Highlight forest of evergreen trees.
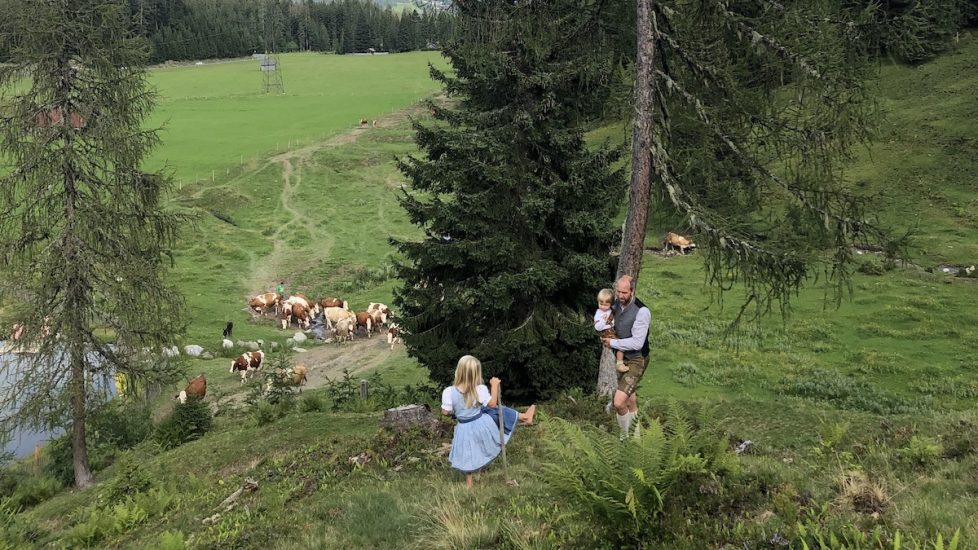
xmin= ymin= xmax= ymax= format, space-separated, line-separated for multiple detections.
xmin=129 ymin=0 xmax=454 ymax=62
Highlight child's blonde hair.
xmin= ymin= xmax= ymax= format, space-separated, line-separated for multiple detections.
xmin=597 ymin=288 xmax=614 ymax=305
xmin=453 ymin=355 xmax=483 ymax=409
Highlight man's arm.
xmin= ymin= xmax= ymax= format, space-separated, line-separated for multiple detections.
xmin=608 ymin=307 xmax=650 ymax=351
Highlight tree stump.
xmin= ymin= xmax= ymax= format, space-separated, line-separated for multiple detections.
xmin=381 ymin=404 xmax=436 ymax=431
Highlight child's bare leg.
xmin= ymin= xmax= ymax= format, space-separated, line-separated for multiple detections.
xmin=517 ymin=404 xmax=536 ymax=425
xmin=465 ymin=473 xmax=474 ymax=489
xmin=616 ymin=351 xmax=629 ymax=373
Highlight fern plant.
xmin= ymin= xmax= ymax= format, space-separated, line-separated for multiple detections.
xmin=538 ymin=402 xmax=735 ymax=545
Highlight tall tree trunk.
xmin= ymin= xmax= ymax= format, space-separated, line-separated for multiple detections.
xmin=598 ymin=0 xmax=656 ymax=397
xmin=70 ymin=346 xmax=93 ymax=488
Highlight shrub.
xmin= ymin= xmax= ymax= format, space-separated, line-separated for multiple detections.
xmin=158 ymin=530 xmax=187 ymax=550
xmin=900 ymin=436 xmax=942 ymax=467
xmin=538 ymin=402 xmax=736 ymax=545
xmin=323 ymin=369 xmax=440 ymax=413
xmin=9 ymin=474 xmax=62 ymax=509
xmin=99 ymin=452 xmax=155 ymax=504
xmin=0 ymin=497 xmax=45 ymax=547
xmin=856 ymin=258 xmax=886 ymax=276
xmin=154 ymin=396 xmax=212 ymax=449
xmin=44 ymin=400 xmax=154 ymax=485
xmin=298 ymin=393 xmax=325 ymax=413
xmin=253 ymin=401 xmax=280 ymax=427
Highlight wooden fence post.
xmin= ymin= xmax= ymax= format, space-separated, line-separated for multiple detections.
xmin=359 ymin=379 xmax=369 ymax=400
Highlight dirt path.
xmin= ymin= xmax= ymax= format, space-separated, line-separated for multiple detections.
xmin=293 ymin=335 xmax=398 ymax=390
xmin=241 ymin=105 xmax=423 ymax=295
xmin=216 ymin=331 xmax=401 ymax=406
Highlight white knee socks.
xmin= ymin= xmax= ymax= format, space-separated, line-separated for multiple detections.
xmin=617 ymin=410 xmax=640 ymax=438
xmin=617 ymin=412 xmax=632 ymax=435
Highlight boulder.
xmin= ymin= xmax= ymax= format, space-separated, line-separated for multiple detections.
xmin=201 ymin=352 xmax=214 ymax=360
xmin=222 ymin=339 xmax=234 ymax=349
xmin=293 ymin=332 xmax=307 ymax=343
xmin=293 ymin=347 xmax=307 ymax=353
xmin=184 ymin=345 xmax=204 ymax=357
xmin=244 ymin=341 xmax=260 ymax=351
xmin=162 ymin=346 xmax=180 ymax=358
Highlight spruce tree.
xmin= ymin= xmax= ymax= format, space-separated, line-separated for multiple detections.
xmin=394 ymin=0 xmax=624 ymax=401
xmin=0 ymin=0 xmax=187 ymax=487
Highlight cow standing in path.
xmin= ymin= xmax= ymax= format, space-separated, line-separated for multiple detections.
xmin=230 ymin=350 xmax=265 ymax=383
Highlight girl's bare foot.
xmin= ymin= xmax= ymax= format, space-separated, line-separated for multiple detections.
xmin=518 ymin=404 xmax=537 ymax=425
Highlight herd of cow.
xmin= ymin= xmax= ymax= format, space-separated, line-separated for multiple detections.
xmin=228 ymin=292 xmax=404 ymax=383
xmin=247 ymin=292 xmax=398 ymax=342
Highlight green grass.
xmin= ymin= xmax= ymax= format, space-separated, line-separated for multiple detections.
xmin=147 ymin=51 xmax=446 ymax=182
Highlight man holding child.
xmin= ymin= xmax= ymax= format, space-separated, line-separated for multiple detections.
xmin=600 ymin=275 xmax=651 ymax=438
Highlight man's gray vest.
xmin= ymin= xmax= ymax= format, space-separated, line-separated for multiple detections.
xmin=612 ymin=297 xmax=650 ymax=359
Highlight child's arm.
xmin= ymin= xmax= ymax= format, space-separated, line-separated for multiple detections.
xmin=593 ymin=309 xmax=612 ymax=331
xmin=440 ymin=387 xmax=455 ymax=417
xmin=486 ymin=377 xmax=501 ymax=408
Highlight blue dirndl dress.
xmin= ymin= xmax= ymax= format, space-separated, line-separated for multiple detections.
xmin=447 ymin=387 xmax=515 ymax=473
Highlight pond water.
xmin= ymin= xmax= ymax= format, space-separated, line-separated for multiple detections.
xmin=1 ymin=342 xmax=115 ymax=459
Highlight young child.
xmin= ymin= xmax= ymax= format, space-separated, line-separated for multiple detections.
xmin=594 ymin=288 xmax=629 ymax=373
xmin=441 ymin=355 xmax=536 ymax=488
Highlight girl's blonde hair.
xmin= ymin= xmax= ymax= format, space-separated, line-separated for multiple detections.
xmin=453 ymin=355 xmax=483 ymax=409
xmin=597 ymin=288 xmax=614 ymax=304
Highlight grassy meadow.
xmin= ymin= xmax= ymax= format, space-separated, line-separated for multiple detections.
xmin=4 ymin=34 xmax=978 ymax=549
xmin=147 ymin=51 xmax=446 ymax=182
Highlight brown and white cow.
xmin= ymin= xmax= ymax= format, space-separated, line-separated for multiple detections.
xmin=367 ymin=303 xmax=391 ymax=327
xmin=282 ymin=302 xmax=310 ymax=330
xmin=230 ymin=350 xmax=264 ymax=383
xmin=354 ymin=311 xmax=373 ymax=338
xmin=359 ymin=117 xmax=369 ymax=127
xmin=248 ymin=292 xmax=280 ymax=316
xmin=318 ymin=297 xmax=348 ymax=311
xmin=663 ymin=232 xmax=697 ymax=254
xmin=176 ymin=374 xmax=207 ymax=403
xmin=387 ymin=323 xmax=403 ymax=351
xmin=285 ymin=294 xmax=314 ymax=311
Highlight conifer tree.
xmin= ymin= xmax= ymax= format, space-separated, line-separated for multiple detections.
xmin=0 ymin=0 xmax=187 ymax=487
xmin=394 ymin=0 xmax=625 ymax=400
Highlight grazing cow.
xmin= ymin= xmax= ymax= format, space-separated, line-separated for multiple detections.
xmin=367 ymin=303 xmax=391 ymax=326
xmin=248 ymin=292 xmax=280 ymax=316
xmin=282 ymin=302 xmax=311 ymax=330
xmin=359 ymin=117 xmax=368 ymax=127
xmin=355 ymin=311 xmax=373 ymax=338
xmin=323 ymin=306 xmax=355 ymax=327
xmin=332 ymin=317 xmax=355 ymax=342
xmin=223 ymin=321 xmax=234 ymax=338
xmin=288 ymin=365 xmax=308 ymax=389
xmin=230 ymin=350 xmax=264 ymax=383
xmin=318 ymin=297 xmax=347 ymax=311
xmin=293 ymin=303 xmax=312 ymax=330
xmin=286 ymin=293 xmax=315 ymax=315
xmin=176 ymin=374 xmax=207 ymax=404
xmin=663 ymin=232 xmax=697 ymax=254
xmin=387 ymin=324 xmax=403 ymax=351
